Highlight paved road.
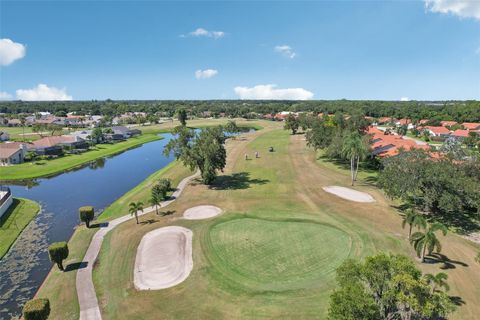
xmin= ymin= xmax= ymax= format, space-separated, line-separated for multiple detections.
xmin=77 ymin=171 xmax=199 ymax=320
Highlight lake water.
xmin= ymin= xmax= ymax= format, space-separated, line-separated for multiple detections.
xmin=0 ymin=133 xmax=177 ymax=318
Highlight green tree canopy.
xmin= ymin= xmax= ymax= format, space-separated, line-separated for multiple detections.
xmin=328 ymin=253 xmax=456 ymax=320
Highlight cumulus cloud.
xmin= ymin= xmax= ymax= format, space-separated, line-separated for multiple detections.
xmin=400 ymin=97 xmax=410 ymax=101
xmin=195 ymin=69 xmax=218 ymax=79
xmin=16 ymin=84 xmax=73 ymax=101
xmin=234 ymin=84 xmax=314 ymax=100
xmin=183 ymin=28 xmax=225 ymax=39
xmin=274 ymin=45 xmax=296 ymax=59
xmin=424 ymin=0 xmax=480 ymax=20
xmin=0 ymin=91 xmax=12 ymax=100
xmin=0 ymin=39 xmax=26 ymax=66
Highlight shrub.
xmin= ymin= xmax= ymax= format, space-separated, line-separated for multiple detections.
xmin=23 ymin=298 xmax=50 ymax=320
xmin=48 ymin=241 xmax=69 ymax=271
xmin=79 ymin=206 xmax=95 ymax=228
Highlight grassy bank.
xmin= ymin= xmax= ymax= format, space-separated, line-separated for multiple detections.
xmin=98 ymin=161 xmax=193 ymax=221
xmin=0 ymin=198 xmax=40 ymax=258
xmin=0 ymin=134 xmax=161 ymax=181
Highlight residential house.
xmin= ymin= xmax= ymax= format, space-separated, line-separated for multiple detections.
xmin=377 ymin=117 xmax=396 ymax=125
xmin=440 ymin=121 xmax=457 ymax=127
xmin=421 ymin=126 xmax=451 ymax=138
xmin=450 ymin=129 xmax=470 ymax=141
xmin=7 ymin=119 xmax=21 ymax=127
xmin=0 ymin=142 xmax=29 ymax=165
xmin=462 ymin=123 xmax=480 ymax=131
xmin=0 ymin=131 xmax=10 ymax=141
xmin=395 ymin=118 xmax=414 ymax=129
xmin=31 ymin=135 xmax=88 ymax=155
xmin=112 ymin=126 xmax=141 ymax=138
xmin=367 ymin=126 xmax=429 ymax=158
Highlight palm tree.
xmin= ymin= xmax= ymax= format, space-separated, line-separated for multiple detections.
xmin=341 ymin=131 xmax=370 ymax=186
xmin=410 ymin=222 xmax=448 ymax=263
xmin=424 ymin=272 xmax=450 ymax=294
xmin=129 ymin=201 xmax=144 ymax=224
xmin=401 ymin=209 xmax=427 ymax=240
xmin=150 ymin=194 xmax=161 ymax=215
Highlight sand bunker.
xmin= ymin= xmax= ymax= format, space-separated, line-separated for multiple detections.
xmin=134 ymin=226 xmax=193 ymax=290
xmin=323 ymin=186 xmax=375 ymax=203
xmin=183 ymin=205 xmax=222 ymax=220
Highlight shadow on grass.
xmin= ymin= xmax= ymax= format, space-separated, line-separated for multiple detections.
xmin=89 ymin=222 xmax=109 ymax=228
xmin=65 ymin=261 xmax=88 ymax=272
xmin=140 ymin=219 xmax=157 ymax=225
xmin=317 ymin=155 xmax=379 ymax=186
xmin=430 ymin=212 xmax=480 ymax=235
xmin=209 ymin=172 xmax=269 ymax=190
xmin=161 ymin=210 xmax=175 ymax=217
xmin=424 ymin=253 xmax=468 ymax=270
xmin=450 ymin=296 xmax=465 ymax=307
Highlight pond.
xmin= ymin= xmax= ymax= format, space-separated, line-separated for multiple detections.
xmin=0 ymin=133 xmax=177 ymax=318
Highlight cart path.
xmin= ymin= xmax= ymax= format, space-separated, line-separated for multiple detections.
xmin=76 ymin=171 xmax=200 ymax=320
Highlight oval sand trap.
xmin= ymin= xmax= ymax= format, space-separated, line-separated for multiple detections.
xmin=183 ymin=205 xmax=222 ymax=220
xmin=323 ymin=186 xmax=375 ymax=203
xmin=134 ymin=226 xmax=193 ymax=290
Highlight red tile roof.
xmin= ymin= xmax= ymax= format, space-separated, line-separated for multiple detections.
xmin=422 ymin=126 xmax=451 ymax=135
xmin=451 ymin=129 xmax=470 ymax=138
xmin=462 ymin=123 xmax=480 ymax=130
xmin=440 ymin=121 xmax=457 ymax=127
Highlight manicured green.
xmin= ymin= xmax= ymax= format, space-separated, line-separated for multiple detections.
xmin=207 ymin=217 xmax=352 ymax=292
xmin=0 ymin=134 xmax=161 ymax=181
xmin=0 ymin=197 xmax=40 ymax=258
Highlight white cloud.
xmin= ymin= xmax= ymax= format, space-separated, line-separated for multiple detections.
xmin=274 ymin=45 xmax=296 ymax=59
xmin=184 ymin=28 xmax=225 ymax=39
xmin=0 ymin=91 xmax=12 ymax=100
xmin=424 ymin=0 xmax=480 ymax=20
xmin=195 ymin=69 xmax=218 ymax=79
xmin=16 ymin=84 xmax=73 ymax=101
xmin=0 ymin=39 xmax=26 ymax=66
xmin=400 ymin=97 xmax=410 ymax=101
xmin=234 ymin=84 xmax=314 ymax=100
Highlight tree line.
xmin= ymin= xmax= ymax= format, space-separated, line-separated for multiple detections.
xmin=1 ymin=99 xmax=479 ymax=122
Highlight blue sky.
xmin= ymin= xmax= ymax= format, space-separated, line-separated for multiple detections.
xmin=0 ymin=1 xmax=479 ymax=101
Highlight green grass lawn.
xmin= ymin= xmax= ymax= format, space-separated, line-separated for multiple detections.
xmin=0 ymin=198 xmax=40 ymax=258
xmin=0 ymin=134 xmax=161 ymax=181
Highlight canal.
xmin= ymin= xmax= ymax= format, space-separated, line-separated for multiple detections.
xmin=0 ymin=133 xmax=177 ymax=318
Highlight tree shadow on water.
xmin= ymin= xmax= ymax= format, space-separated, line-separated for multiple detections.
xmin=209 ymin=172 xmax=269 ymax=190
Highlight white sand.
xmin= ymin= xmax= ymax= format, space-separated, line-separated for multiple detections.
xmin=134 ymin=226 xmax=193 ymax=290
xmin=323 ymin=186 xmax=375 ymax=203
xmin=183 ymin=205 xmax=222 ymax=220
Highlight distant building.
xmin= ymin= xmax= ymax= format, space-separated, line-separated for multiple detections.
xmin=421 ymin=126 xmax=451 ymax=138
xmin=462 ymin=123 xmax=480 ymax=131
xmin=440 ymin=121 xmax=457 ymax=127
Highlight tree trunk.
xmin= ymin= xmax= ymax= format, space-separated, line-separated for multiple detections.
xmin=421 ymin=245 xmax=426 ymax=262
xmin=155 ymin=205 xmax=158 ymax=215
xmin=135 ymin=213 xmax=139 ymax=224
xmin=57 ymin=261 xmax=64 ymax=271
xmin=350 ymin=156 xmax=355 ymax=186
xmin=408 ymin=224 xmax=412 ymax=240
xmin=354 ymin=155 xmax=360 ymax=181
xmin=86 ymin=220 xmax=90 ymax=228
